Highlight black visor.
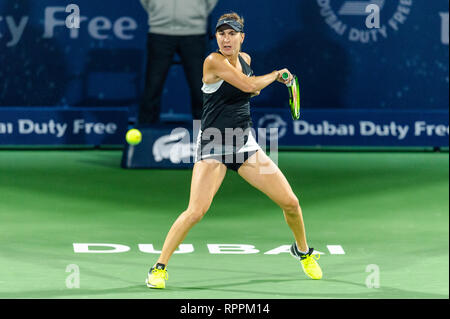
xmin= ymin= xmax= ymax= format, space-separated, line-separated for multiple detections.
xmin=215 ymin=19 xmax=244 ymax=32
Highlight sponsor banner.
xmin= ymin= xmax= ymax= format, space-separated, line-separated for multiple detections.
xmin=122 ymin=108 xmax=449 ymax=169
xmin=121 ymin=123 xmax=197 ymax=169
xmin=317 ymin=0 xmax=448 ymax=45
xmin=0 ymin=107 xmax=128 ymax=145
xmin=0 ymin=0 xmax=447 ymax=113
xmin=253 ymin=108 xmax=449 ymax=147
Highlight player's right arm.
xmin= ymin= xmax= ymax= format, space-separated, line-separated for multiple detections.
xmin=203 ymin=53 xmax=290 ymax=93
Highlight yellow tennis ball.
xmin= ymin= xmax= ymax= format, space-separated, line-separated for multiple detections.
xmin=126 ymin=129 xmax=142 ymax=145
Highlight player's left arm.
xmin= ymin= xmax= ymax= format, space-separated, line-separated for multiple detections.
xmin=240 ymin=52 xmax=260 ymax=97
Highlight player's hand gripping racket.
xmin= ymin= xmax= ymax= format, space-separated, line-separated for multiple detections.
xmin=282 ymin=72 xmax=300 ymax=120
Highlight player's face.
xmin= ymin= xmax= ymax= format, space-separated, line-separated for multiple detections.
xmin=216 ymin=27 xmax=244 ymax=55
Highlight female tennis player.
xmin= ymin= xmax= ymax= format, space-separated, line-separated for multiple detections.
xmin=146 ymin=12 xmax=322 ymax=289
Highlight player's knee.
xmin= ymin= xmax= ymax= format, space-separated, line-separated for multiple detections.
xmin=185 ymin=205 xmax=209 ymax=224
xmin=280 ymin=195 xmax=300 ymax=213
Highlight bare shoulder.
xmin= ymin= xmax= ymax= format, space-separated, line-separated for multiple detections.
xmin=204 ymin=52 xmax=227 ymax=67
xmin=240 ymin=52 xmax=252 ymax=66
xmin=203 ymin=52 xmax=227 ymax=83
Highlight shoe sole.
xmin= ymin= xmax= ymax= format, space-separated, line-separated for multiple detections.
xmin=145 ymin=278 xmax=165 ymax=289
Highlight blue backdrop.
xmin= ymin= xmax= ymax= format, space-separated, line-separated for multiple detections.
xmin=0 ymin=0 xmax=448 ymax=114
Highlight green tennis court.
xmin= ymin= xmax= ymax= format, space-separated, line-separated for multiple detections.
xmin=0 ymin=150 xmax=448 ymax=299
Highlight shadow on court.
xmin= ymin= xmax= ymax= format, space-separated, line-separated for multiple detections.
xmin=0 ymin=279 xmax=446 ymax=299
xmin=76 ymin=151 xmax=124 ymax=168
xmin=0 ymin=285 xmax=143 ymax=299
xmin=171 ymin=278 xmax=448 ymax=299
xmin=0 ymin=151 xmax=447 ymax=299
xmin=1 ymin=151 xmax=447 ymax=215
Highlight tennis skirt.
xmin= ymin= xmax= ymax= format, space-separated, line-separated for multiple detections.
xmin=194 ymin=128 xmax=261 ymax=171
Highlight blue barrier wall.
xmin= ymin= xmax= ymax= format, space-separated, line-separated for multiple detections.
xmin=0 ymin=107 xmax=128 ymax=145
xmin=0 ymin=0 xmax=448 ymax=147
xmin=0 ymin=0 xmax=147 ymax=108
xmin=121 ymin=108 xmax=449 ymax=169
xmin=0 ymin=0 xmax=448 ymax=112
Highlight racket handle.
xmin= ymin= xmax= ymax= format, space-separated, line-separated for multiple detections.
xmin=282 ymin=72 xmax=295 ymax=87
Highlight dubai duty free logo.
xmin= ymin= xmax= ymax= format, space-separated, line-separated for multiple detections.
xmin=316 ymin=0 xmax=413 ymax=43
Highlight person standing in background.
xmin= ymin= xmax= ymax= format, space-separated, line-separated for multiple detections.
xmin=139 ymin=0 xmax=219 ymax=124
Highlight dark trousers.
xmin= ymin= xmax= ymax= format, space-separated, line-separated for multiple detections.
xmin=139 ymin=33 xmax=206 ymax=124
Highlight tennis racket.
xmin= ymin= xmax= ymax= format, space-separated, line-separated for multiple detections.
xmin=282 ymin=72 xmax=300 ymax=120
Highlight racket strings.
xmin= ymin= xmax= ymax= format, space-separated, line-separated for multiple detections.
xmin=289 ymin=76 xmax=300 ymax=120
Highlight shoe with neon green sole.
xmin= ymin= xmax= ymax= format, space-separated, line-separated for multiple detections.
xmin=290 ymin=244 xmax=323 ymax=280
xmin=145 ymin=264 xmax=168 ymax=289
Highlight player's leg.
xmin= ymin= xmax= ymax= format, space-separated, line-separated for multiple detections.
xmin=237 ymin=150 xmax=308 ymax=251
xmin=146 ymin=159 xmax=227 ymax=288
xmin=237 ymin=150 xmax=322 ymax=279
xmin=156 ymin=159 xmax=227 ymax=265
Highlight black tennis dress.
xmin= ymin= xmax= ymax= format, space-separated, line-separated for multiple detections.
xmin=194 ymin=51 xmax=261 ymax=171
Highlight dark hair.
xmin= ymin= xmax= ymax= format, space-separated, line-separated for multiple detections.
xmin=217 ymin=12 xmax=245 ymax=29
